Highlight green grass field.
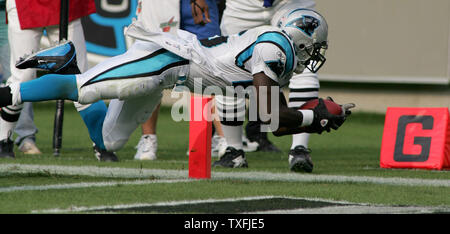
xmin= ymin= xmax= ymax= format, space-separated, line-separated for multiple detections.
xmin=0 ymin=102 xmax=449 ymax=214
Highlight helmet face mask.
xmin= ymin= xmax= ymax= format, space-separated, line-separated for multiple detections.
xmin=301 ymin=41 xmax=328 ymax=73
xmin=278 ymin=9 xmax=328 ymax=73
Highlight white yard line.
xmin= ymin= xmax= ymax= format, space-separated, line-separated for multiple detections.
xmin=1 ymin=163 xmax=445 ymax=214
xmin=250 ymin=205 xmax=448 ymax=214
xmin=33 ymin=196 xmax=450 ymax=214
xmin=1 ymin=163 xmax=449 ymax=188
xmin=0 ymin=179 xmax=192 ymax=193
xmin=34 ymin=196 xmax=285 ymax=213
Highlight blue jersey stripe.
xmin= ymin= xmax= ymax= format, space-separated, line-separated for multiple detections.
xmin=257 ymin=32 xmax=295 ymax=75
xmin=235 ymin=31 xmax=295 ymax=76
xmin=82 ymin=49 xmax=188 ymax=87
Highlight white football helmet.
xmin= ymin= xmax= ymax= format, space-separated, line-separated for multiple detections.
xmin=278 ymin=8 xmax=328 ymax=73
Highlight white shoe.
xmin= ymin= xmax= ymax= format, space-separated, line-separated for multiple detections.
xmin=18 ymin=139 xmax=42 ymax=155
xmin=211 ymin=135 xmax=227 ymax=157
xmin=242 ymin=135 xmax=258 ymax=152
xmin=134 ymin=134 xmax=157 ymax=160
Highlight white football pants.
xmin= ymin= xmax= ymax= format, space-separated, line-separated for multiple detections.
xmin=76 ymin=41 xmax=189 ymax=151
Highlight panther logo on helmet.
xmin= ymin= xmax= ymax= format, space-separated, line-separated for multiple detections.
xmin=285 ymin=15 xmax=320 ymax=37
xmin=278 ymin=9 xmax=328 ymax=73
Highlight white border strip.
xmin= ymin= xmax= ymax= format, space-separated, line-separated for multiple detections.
xmin=0 ymin=179 xmax=192 ymax=193
xmin=32 ymin=196 xmax=355 ymax=214
xmin=1 ymin=163 xmax=449 ymax=187
xmin=33 ymin=195 xmax=450 ymax=214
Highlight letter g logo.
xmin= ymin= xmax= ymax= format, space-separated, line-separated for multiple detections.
xmin=393 ymin=115 xmax=434 ymax=162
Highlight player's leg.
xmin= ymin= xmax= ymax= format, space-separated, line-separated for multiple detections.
xmin=0 ymin=40 xmax=187 ymax=156
xmin=244 ymin=113 xmax=281 ymax=152
xmin=219 ymin=1 xmax=281 ymax=154
xmin=0 ymin=40 xmax=183 ymax=106
xmin=75 ymin=41 xmax=187 ymax=156
xmin=0 ymin=40 xmax=188 ymax=162
xmin=9 ymin=44 xmax=176 ymax=159
xmin=46 ymin=20 xmax=115 ymax=161
xmin=74 ymin=100 xmax=115 ymax=161
xmin=15 ymin=36 xmax=115 ymax=160
xmin=0 ymin=1 xmax=42 ymax=158
xmin=287 ymin=71 xmax=319 ymax=173
xmin=102 ymin=90 xmax=163 ymax=153
xmin=14 ymin=103 xmax=41 ymax=154
xmin=211 ymin=100 xmax=227 ymax=157
xmin=134 ymin=103 xmax=160 ymax=160
xmin=212 ymin=94 xmax=248 ymax=168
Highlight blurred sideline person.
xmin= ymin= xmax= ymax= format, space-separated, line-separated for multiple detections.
xmin=0 ymin=9 xmax=352 ymax=169
xmin=214 ymin=0 xmax=321 ymax=172
xmin=134 ymin=0 xmax=226 ymax=161
xmin=130 ymin=0 xmax=180 ymax=160
xmin=0 ymin=0 xmax=115 ymax=161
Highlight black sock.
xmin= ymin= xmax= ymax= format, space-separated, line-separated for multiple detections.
xmin=0 ymin=87 xmax=13 ymax=107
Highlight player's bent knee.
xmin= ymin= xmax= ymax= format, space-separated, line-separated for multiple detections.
xmin=77 ymin=81 xmax=105 ymax=105
xmin=78 ymin=87 xmax=101 ymax=105
xmin=103 ymin=139 xmax=127 ymax=152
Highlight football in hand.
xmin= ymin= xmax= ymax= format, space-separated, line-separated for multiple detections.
xmin=299 ymin=98 xmax=343 ymax=115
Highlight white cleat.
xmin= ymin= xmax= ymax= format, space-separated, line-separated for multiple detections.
xmin=242 ymin=135 xmax=258 ymax=152
xmin=211 ymin=135 xmax=227 ymax=157
xmin=134 ymin=134 xmax=157 ymax=160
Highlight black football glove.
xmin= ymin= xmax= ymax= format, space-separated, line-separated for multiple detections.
xmin=326 ymin=96 xmax=356 ymax=129
xmin=337 ymin=102 xmax=356 ymax=126
xmin=305 ymin=98 xmax=355 ymax=134
xmin=327 ymin=96 xmax=355 ymax=116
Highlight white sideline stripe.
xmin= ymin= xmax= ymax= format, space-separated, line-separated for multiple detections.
xmin=0 ymin=179 xmax=192 ymax=193
xmin=33 ymin=196 xmax=450 ymax=214
xmin=1 ymin=163 xmax=449 ymax=187
xmin=250 ymin=205 xmax=448 ymax=214
xmin=32 ymin=196 xmax=354 ymax=213
xmin=0 ymin=163 xmax=187 ymax=179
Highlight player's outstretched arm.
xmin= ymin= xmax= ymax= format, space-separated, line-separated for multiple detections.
xmin=252 ymin=72 xmax=347 ymax=136
xmin=253 ymin=72 xmax=304 ymax=127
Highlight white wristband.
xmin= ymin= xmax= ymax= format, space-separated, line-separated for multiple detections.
xmin=298 ymin=110 xmax=314 ymax=127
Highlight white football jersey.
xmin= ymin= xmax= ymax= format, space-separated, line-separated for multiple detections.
xmin=189 ymin=25 xmax=297 ymax=88
xmin=126 ymin=23 xmax=298 ymax=90
xmin=135 ymin=0 xmax=180 ymax=35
